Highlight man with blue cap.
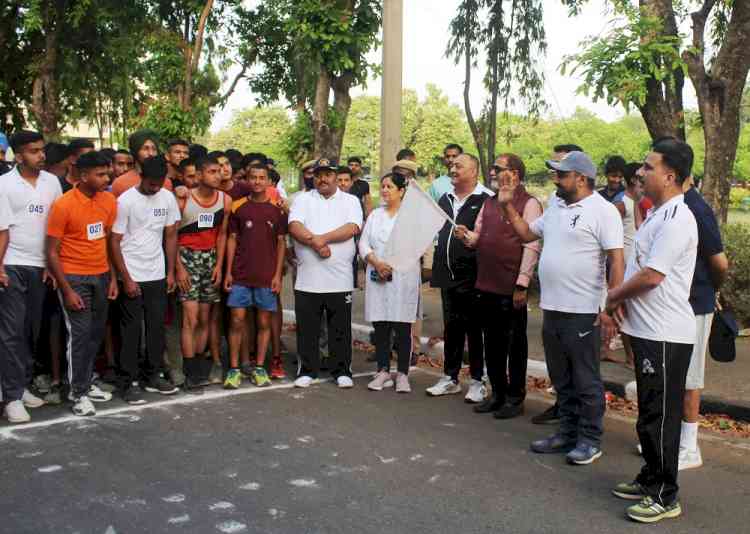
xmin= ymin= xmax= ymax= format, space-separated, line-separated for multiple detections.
xmin=497 ymin=150 xmax=625 ymax=465
xmin=0 ymin=132 xmax=11 ymax=175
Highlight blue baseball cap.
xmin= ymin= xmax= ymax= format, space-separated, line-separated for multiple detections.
xmin=545 ymin=151 xmax=597 ymax=179
xmin=0 ymin=133 xmax=8 ymax=152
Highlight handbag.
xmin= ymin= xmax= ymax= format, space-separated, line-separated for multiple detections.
xmin=708 ymin=309 xmax=738 ymax=363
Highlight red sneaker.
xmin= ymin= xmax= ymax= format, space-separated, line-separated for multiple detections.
xmin=269 ymin=358 xmax=287 ymax=379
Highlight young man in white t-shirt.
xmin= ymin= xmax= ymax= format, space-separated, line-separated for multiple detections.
xmin=0 ymin=131 xmax=62 ymax=423
xmin=288 ymin=158 xmax=362 ymax=389
xmin=605 ymin=137 xmax=698 ymax=524
xmin=110 ymin=155 xmax=181 ymax=404
xmin=497 ymin=151 xmax=624 ymax=466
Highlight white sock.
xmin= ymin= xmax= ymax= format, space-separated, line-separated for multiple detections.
xmin=681 ymin=421 xmax=699 ymax=451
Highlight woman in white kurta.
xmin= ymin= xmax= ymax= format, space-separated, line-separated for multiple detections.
xmin=359 ymin=173 xmax=421 ymax=393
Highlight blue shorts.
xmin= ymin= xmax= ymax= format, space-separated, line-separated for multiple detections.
xmin=227 ymin=285 xmax=277 ymax=311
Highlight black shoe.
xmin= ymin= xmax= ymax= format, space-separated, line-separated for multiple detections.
xmin=530 ymin=434 xmax=576 ymax=454
xmin=122 ymin=386 xmax=147 ymax=405
xmin=473 ymin=397 xmax=504 ymax=414
xmin=144 ymin=376 xmax=179 ymax=395
xmin=183 ymin=378 xmax=205 ymax=395
xmin=531 ymin=403 xmax=560 ymax=425
xmin=493 ymin=402 xmax=524 ymax=419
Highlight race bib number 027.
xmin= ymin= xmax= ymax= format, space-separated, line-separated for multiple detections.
xmin=198 ymin=212 xmax=214 ymax=228
xmin=87 ymin=221 xmax=104 ymax=241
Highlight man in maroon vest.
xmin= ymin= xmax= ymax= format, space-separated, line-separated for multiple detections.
xmin=456 ymin=153 xmax=542 ymax=418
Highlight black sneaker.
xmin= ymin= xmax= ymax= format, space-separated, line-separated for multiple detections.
xmin=144 ymin=376 xmax=179 ymax=395
xmin=531 ymin=403 xmax=560 ymax=425
xmin=473 ymin=396 xmax=504 ymax=414
xmin=493 ymin=402 xmax=524 ymax=419
xmin=122 ymin=386 xmax=147 ymax=405
xmin=183 ymin=377 xmax=205 ymax=395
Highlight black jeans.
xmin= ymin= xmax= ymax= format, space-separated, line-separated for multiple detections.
xmin=441 ymin=285 xmax=483 ymax=381
xmin=479 ymin=291 xmax=527 ymax=404
xmin=117 ymin=279 xmax=168 ymax=384
xmin=631 ymin=336 xmax=692 ymax=506
xmin=59 ymin=274 xmax=110 ymax=398
xmin=542 ymin=311 xmax=605 ymax=447
xmin=295 ymin=291 xmax=352 ymax=379
xmin=373 ymin=321 xmax=412 ymax=374
xmin=0 ymin=266 xmax=46 ymax=401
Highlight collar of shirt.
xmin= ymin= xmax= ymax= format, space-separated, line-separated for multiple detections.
xmin=447 ymin=181 xmax=486 ymax=202
xmin=554 ymin=190 xmax=598 ymax=209
xmin=310 ymin=188 xmax=343 ymax=202
xmin=643 ymin=193 xmax=685 ymax=224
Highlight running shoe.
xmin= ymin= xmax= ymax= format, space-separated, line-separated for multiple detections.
xmin=627 ymin=497 xmax=682 ymax=523
xmin=269 ymin=358 xmax=287 ymax=379
xmin=251 ymin=367 xmax=271 ymax=387
xmin=71 ymin=396 xmax=96 ymax=416
xmin=224 ymin=368 xmax=242 ymax=389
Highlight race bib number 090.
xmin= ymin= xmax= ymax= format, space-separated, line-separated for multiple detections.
xmin=87 ymin=221 xmax=104 ymax=241
xmin=198 ymin=212 xmax=214 ymax=228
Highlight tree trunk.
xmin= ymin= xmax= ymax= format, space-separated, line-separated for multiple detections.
xmin=636 ymin=0 xmax=685 ymax=141
xmin=683 ymin=0 xmax=750 ymax=222
xmin=183 ymin=0 xmax=214 ymax=111
xmin=311 ymin=68 xmax=334 ymax=159
xmin=330 ymin=72 xmax=354 ymax=160
xmin=29 ymin=0 xmax=65 ymax=141
xmin=463 ymin=45 xmax=486 ymax=181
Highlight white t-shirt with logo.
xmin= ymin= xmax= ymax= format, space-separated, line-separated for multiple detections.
xmin=112 ymin=187 xmax=180 ymax=282
xmin=0 ymin=168 xmax=62 ymax=267
xmin=289 ymin=188 xmax=363 ymax=293
xmin=530 ymin=192 xmax=623 ymax=314
xmin=620 ymin=194 xmax=698 ymax=344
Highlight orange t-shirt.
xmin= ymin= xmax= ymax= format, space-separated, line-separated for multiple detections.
xmin=111 ymin=169 xmax=174 ymax=198
xmin=46 ymin=188 xmax=117 ymax=275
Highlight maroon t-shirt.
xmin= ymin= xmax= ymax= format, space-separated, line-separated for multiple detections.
xmin=226 ymin=181 xmax=252 ymax=200
xmin=229 ymin=198 xmax=288 ymax=288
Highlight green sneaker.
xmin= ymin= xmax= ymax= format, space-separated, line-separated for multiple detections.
xmin=251 ymin=367 xmax=271 ymax=387
xmin=223 ymin=368 xmax=242 ymax=389
xmin=627 ymin=497 xmax=682 ymax=523
xmin=612 ymin=481 xmax=647 ymax=500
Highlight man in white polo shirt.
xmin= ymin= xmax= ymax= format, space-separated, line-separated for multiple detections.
xmin=497 ymin=151 xmax=624 ymax=465
xmin=0 ymin=131 xmax=63 ymax=423
xmin=606 ymin=137 xmax=698 ymax=524
xmin=289 ymin=158 xmax=363 ymax=389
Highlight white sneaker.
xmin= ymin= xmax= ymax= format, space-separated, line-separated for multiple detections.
xmin=464 ymin=379 xmax=487 ymax=404
xmin=367 ymin=371 xmax=394 ymax=391
xmin=4 ymin=400 xmax=31 ymax=423
xmin=678 ymin=446 xmax=703 ymax=471
xmin=88 ymin=384 xmax=112 ymax=402
xmin=71 ymin=396 xmax=96 ymax=416
xmin=426 ymin=376 xmax=461 ymax=397
xmin=337 ymin=376 xmax=354 ymax=389
xmin=395 ymin=372 xmax=411 ymax=394
xmin=294 ymin=376 xmax=314 ymax=388
xmin=22 ymin=389 xmax=45 ymax=408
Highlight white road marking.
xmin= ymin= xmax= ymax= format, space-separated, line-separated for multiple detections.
xmin=428 ymin=475 xmax=440 ymax=483
xmin=167 ymin=515 xmax=190 ymax=524
xmin=209 ymin=502 xmax=235 ymax=511
xmin=162 ymin=494 xmax=186 ymax=503
xmin=216 ymin=520 xmax=247 ymax=533
xmin=37 ymin=465 xmax=62 ymax=473
xmin=239 ymin=482 xmax=260 ymax=491
xmin=289 ymin=478 xmax=319 ymax=488
xmin=17 ymin=450 xmax=44 ymax=458
xmin=273 ymin=444 xmax=290 ymax=450
xmin=375 ymin=454 xmax=397 ymax=464
xmin=409 ymin=454 xmax=424 ymax=461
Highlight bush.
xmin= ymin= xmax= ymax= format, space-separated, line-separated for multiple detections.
xmin=729 ymin=187 xmax=750 ymax=209
xmin=721 ymin=223 xmax=750 ymax=327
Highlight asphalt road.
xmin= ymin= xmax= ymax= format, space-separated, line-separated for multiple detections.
xmin=2 ymin=359 xmax=749 ymax=534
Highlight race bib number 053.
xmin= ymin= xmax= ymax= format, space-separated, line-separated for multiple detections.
xmin=87 ymin=221 xmax=104 ymax=241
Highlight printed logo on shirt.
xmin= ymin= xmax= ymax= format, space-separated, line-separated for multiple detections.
xmin=87 ymin=221 xmax=104 ymax=241
xmin=245 ymin=220 xmax=253 ymax=229
xmin=570 ymin=214 xmax=581 ymax=228
xmin=198 ymin=212 xmax=214 ymax=228
xmin=27 ymin=203 xmax=45 ymax=215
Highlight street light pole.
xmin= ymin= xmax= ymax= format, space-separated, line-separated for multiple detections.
xmin=379 ymin=0 xmax=403 ymax=179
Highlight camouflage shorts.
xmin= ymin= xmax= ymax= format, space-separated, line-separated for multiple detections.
xmin=178 ymin=248 xmax=221 ymax=304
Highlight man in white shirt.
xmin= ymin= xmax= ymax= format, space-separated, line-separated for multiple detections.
xmin=110 ymin=155 xmax=180 ymax=404
xmin=0 ymin=131 xmax=62 ymax=423
xmin=605 ymin=137 xmax=698 ymax=524
xmin=497 ymin=151 xmax=624 ymax=465
xmin=288 ymin=158 xmax=362 ymax=389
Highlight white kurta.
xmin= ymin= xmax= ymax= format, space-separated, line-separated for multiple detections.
xmin=359 ymin=207 xmax=421 ymax=323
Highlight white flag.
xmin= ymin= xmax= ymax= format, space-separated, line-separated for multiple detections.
xmin=382 ymin=181 xmax=453 ymax=271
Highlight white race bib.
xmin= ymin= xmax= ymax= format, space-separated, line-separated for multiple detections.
xmin=87 ymin=221 xmax=104 ymax=241
xmin=198 ymin=212 xmax=214 ymax=229
xmin=27 ymin=203 xmax=45 ymax=216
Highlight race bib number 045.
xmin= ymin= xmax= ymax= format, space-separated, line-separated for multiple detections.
xmin=87 ymin=221 xmax=104 ymax=241
xmin=198 ymin=212 xmax=214 ymax=228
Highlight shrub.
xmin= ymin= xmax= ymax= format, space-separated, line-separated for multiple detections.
xmin=729 ymin=187 xmax=750 ymax=209
xmin=721 ymin=223 xmax=750 ymax=327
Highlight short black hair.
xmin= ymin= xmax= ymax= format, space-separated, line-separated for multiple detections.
xmin=624 ymin=162 xmax=641 ymax=187
xmin=651 ymin=137 xmax=693 ymax=183
xmin=75 ymin=150 xmax=111 ymax=171
xmin=396 ymin=148 xmax=415 ymax=161
xmin=553 ymin=144 xmax=584 ymax=154
xmin=10 ymin=130 xmax=44 ymax=152
xmin=247 ymin=163 xmax=268 ymax=174
xmin=141 ymin=155 xmax=168 ymax=181
xmin=68 ymin=138 xmax=95 ymax=155
xmin=207 ymin=150 xmax=226 ymax=161
xmin=347 ymin=156 xmax=362 ymax=165
xmin=443 ymin=143 xmax=463 ymax=155
xmin=382 ymin=172 xmax=408 ymax=190
xmin=336 ymin=166 xmax=353 ymax=177
xmin=268 ymin=169 xmax=281 ymax=185
xmin=178 ymin=157 xmax=196 ymax=172
xmin=266 ymin=158 xmax=275 ymax=166
xmin=195 ymin=155 xmax=220 ymax=171
xmin=114 ymin=149 xmax=132 ymax=158
xmin=604 ymin=155 xmax=627 ymax=176
xmin=167 ymin=138 xmax=190 ymax=150
xmin=224 ymin=149 xmax=244 ymax=173
xmin=44 ymin=143 xmax=71 ymax=166
xmin=189 ymin=143 xmax=208 ymax=161
xmin=243 ymin=152 xmax=267 ymax=168
xmin=100 ymin=147 xmax=116 ymax=161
